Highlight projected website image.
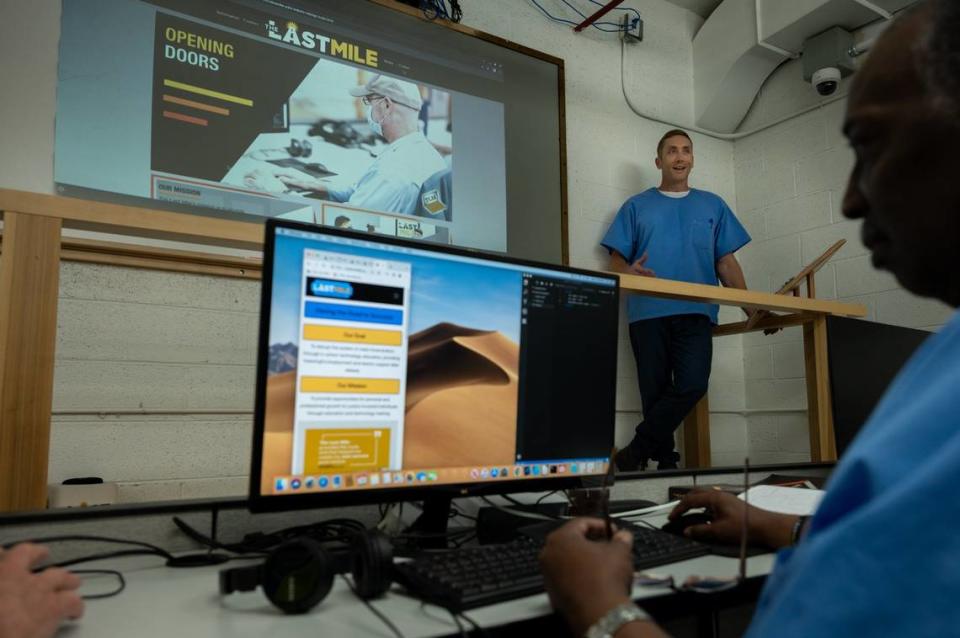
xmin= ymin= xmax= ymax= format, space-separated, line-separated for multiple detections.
xmin=226 ymin=64 xmax=453 ymax=229
xmin=261 ymin=233 xmax=522 ymax=494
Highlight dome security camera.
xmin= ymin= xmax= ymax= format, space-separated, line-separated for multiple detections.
xmin=812 ymin=67 xmax=842 ymax=96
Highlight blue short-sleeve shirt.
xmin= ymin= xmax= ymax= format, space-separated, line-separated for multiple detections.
xmin=743 ymin=309 xmax=960 ymax=637
xmin=600 ymin=188 xmax=750 ymax=324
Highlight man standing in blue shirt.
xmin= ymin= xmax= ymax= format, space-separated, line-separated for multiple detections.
xmin=602 ymin=130 xmax=754 ymax=471
xmin=540 ymin=2 xmax=960 ymax=636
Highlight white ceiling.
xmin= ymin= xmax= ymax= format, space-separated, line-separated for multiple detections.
xmin=663 ymin=0 xmax=723 ymax=19
xmin=665 ymin=0 xmax=914 ymax=21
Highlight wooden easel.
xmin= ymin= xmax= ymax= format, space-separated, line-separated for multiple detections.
xmin=744 ymin=239 xmax=847 ymax=331
xmin=683 ymin=239 xmax=851 ymax=468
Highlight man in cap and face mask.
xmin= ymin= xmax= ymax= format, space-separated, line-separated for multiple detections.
xmin=278 ymin=74 xmax=446 ymax=216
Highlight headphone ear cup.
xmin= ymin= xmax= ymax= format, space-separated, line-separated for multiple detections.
xmin=352 ymin=530 xmax=393 ymax=600
xmin=288 ymin=139 xmax=303 ymax=157
xmin=300 ymin=139 xmax=312 ymax=158
xmin=261 ymin=538 xmax=334 ymax=614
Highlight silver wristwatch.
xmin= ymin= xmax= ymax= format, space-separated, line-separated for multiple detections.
xmin=585 ymin=602 xmax=651 ymax=638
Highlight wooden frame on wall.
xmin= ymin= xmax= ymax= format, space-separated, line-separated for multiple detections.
xmin=53 ymin=0 xmax=571 ymax=266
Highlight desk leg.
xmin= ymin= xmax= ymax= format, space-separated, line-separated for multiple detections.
xmin=683 ymin=395 xmax=712 ymax=468
xmin=804 ymin=316 xmax=836 ymax=462
xmin=0 ymin=211 xmax=62 ymax=511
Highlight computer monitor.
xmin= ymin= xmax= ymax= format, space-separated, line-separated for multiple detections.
xmin=248 ymin=219 xmax=620 ymax=513
xmin=827 ymin=316 xmax=931 ymax=456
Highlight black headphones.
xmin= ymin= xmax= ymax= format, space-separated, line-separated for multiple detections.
xmin=219 ymin=530 xmax=393 ymax=614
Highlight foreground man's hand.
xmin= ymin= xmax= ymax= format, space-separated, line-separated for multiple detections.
xmin=669 ymin=489 xmax=798 ymax=549
xmin=540 ymin=518 xmax=669 ymax=637
xmin=0 ymin=544 xmax=84 ymax=638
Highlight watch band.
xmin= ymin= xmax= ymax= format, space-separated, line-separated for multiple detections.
xmin=585 ymin=602 xmax=651 ymax=638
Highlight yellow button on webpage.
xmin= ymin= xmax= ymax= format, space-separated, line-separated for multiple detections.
xmin=303 ymin=324 xmax=402 ymax=346
xmin=300 ymin=377 xmax=401 ymax=394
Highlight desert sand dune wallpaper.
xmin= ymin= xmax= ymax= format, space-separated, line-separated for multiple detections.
xmin=261 ymin=322 xmax=519 ymax=490
xmin=403 ymin=322 xmax=519 ymax=468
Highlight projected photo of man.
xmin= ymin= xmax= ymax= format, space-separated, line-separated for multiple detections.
xmin=233 ymin=67 xmax=452 ymax=222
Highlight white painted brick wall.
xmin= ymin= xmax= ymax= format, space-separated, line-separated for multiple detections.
xmin=733 ymin=54 xmax=953 ymax=464
xmin=49 ymin=263 xmax=260 ymax=499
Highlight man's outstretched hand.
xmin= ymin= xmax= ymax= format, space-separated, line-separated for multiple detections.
xmin=630 ymin=252 xmax=656 ymax=277
xmin=0 ymin=544 xmax=84 ymax=638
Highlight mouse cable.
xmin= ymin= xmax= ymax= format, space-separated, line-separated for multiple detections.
xmin=419 ymin=601 xmax=467 ymax=638
xmin=339 ymin=574 xmax=406 ymax=638
xmin=2 ymin=535 xmax=174 ymax=561
xmin=73 ymin=569 xmax=126 ymax=600
xmin=457 ymin=611 xmax=489 ymax=637
xmin=49 ymin=549 xmax=169 ymax=570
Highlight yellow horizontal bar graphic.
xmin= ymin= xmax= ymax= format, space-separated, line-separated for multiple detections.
xmin=303 ymin=324 xmax=402 ymax=346
xmin=301 ymin=377 xmax=400 ymax=394
xmin=163 ymin=79 xmax=253 ymax=106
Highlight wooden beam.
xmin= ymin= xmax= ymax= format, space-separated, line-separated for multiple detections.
xmin=0 ymin=189 xmax=263 ymax=249
xmin=683 ymin=395 xmax=712 ymax=469
xmin=0 ymin=211 xmax=62 ymax=511
xmin=713 ymin=312 xmax=810 ymax=337
xmin=616 ymin=272 xmax=867 ymax=317
xmin=1 ymin=234 xmax=263 ymax=280
xmin=804 ymin=316 xmax=837 ymax=462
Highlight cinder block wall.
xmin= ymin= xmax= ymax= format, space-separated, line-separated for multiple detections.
xmin=732 ymin=56 xmax=953 ymax=464
xmin=49 ymin=263 xmax=261 ymax=501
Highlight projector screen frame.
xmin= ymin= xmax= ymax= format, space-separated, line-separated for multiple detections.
xmin=366 ymin=0 xmax=570 ymax=264
xmin=52 ymin=0 xmax=570 ymax=265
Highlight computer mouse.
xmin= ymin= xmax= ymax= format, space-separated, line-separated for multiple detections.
xmin=660 ymin=512 xmax=713 ymax=537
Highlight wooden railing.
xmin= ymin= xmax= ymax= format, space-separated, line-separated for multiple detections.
xmin=616 ymin=268 xmax=867 ymax=469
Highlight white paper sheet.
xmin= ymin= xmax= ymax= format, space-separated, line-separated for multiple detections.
xmin=738 ymin=485 xmax=824 ymax=515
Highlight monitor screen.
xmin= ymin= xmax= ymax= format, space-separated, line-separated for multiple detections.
xmin=249 ymin=220 xmax=619 ymax=510
xmin=827 ymin=316 xmax=930 ymax=456
xmin=55 ymin=0 xmax=566 ymax=262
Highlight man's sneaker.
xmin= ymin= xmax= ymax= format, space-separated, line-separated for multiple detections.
xmin=655 ymin=451 xmax=681 ymax=471
xmin=614 ymin=447 xmax=647 ymax=472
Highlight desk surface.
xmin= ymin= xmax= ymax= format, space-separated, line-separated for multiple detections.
xmin=63 ymin=517 xmax=776 ymax=638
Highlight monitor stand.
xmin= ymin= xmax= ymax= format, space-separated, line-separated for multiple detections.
xmin=405 ymin=494 xmax=453 ymax=550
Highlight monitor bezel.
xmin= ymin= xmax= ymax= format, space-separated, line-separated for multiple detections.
xmin=248 ymin=218 xmax=620 ymax=513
